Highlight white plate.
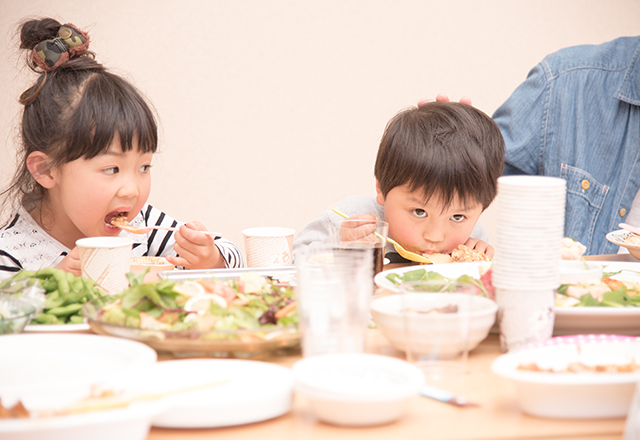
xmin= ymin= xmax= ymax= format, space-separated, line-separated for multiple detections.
xmin=554 ymin=261 xmax=640 ymax=335
xmin=374 ymin=262 xmax=486 ymax=293
xmin=492 ymin=334 xmax=640 ymax=418
xmin=0 ymin=400 xmax=165 ymax=440
xmin=0 ymin=334 xmax=157 ymax=399
xmin=136 ymin=359 xmax=293 ymax=428
xmin=23 ymin=323 xmax=90 ymax=333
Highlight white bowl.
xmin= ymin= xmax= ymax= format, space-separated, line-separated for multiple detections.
xmin=491 ymin=334 xmax=640 ymax=418
xmin=292 ymin=353 xmax=423 ymax=426
xmin=370 ymin=293 xmax=497 ymax=357
xmin=559 ymin=260 xmax=603 ymax=285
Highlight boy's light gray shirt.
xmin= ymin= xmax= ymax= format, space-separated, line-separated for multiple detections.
xmin=293 ymin=195 xmax=489 ymax=257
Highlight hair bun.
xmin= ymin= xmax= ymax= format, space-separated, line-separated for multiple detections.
xmin=31 ymin=23 xmax=90 ymax=72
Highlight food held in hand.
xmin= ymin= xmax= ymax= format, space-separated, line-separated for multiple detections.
xmin=561 ymin=237 xmax=587 ymax=260
xmin=418 ymin=245 xmax=489 ymax=264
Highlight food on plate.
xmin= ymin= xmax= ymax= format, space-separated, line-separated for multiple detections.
xmin=97 ymin=271 xmax=297 ymax=332
xmin=557 ymin=269 xmax=640 ymax=307
xmin=417 ymin=245 xmax=489 ymax=264
xmin=0 ymin=399 xmax=30 ymax=419
xmin=385 ymin=267 xmax=494 ymax=300
xmin=518 ymin=360 xmax=640 ymax=373
xmin=561 ymin=237 xmax=587 ymax=260
xmin=622 ymin=233 xmax=640 ymax=246
xmin=0 ymin=268 xmax=106 ymax=325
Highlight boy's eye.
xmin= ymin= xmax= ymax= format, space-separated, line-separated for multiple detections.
xmin=103 ymin=167 xmax=119 ymax=175
xmin=140 ymin=164 xmax=152 ymax=173
xmin=412 ymin=209 xmax=427 ymax=218
xmin=451 ymin=214 xmax=466 ymax=222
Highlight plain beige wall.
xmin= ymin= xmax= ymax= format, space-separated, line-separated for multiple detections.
xmin=2 ymin=1 xmax=640 ymax=261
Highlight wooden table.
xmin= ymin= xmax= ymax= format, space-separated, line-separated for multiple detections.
xmin=147 ymin=255 xmax=634 ymax=440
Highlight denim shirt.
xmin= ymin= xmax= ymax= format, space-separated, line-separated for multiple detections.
xmin=493 ymin=36 xmax=640 ymax=255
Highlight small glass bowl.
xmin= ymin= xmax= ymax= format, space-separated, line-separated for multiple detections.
xmin=0 ymin=295 xmax=36 ymax=335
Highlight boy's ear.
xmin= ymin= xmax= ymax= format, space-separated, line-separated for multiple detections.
xmin=375 ymin=178 xmax=385 ymax=205
xmin=26 ymin=152 xmax=56 ymax=189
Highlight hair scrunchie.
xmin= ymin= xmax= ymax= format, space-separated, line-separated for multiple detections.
xmin=32 ymin=23 xmax=90 ymax=72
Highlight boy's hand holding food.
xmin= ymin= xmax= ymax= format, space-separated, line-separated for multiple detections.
xmin=463 ymin=237 xmax=494 ymax=259
xmin=166 ymin=221 xmax=225 ymax=269
xmin=55 ymin=246 xmax=82 ymax=276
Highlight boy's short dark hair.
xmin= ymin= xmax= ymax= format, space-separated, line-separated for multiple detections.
xmin=374 ymin=102 xmax=505 ymax=210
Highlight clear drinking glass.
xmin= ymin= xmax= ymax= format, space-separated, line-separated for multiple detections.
xmin=296 ymin=244 xmax=373 ymax=357
xmin=328 ymin=219 xmax=389 ymax=275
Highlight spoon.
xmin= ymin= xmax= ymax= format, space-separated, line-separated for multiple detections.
xmin=113 ymin=220 xmax=221 ymax=237
xmin=619 ymin=223 xmax=640 ymax=236
xmin=331 ymin=208 xmax=432 ymax=264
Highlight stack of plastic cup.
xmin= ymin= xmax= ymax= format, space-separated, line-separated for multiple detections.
xmin=492 ymin=176 xmax=566 ymax=352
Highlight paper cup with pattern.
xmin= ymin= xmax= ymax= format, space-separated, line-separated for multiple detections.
xmin=242 ymin=227 xmax=295 ymax=267
xmin=76 ymin=237 xmax=134 ymax=294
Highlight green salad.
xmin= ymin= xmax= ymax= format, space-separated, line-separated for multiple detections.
xmin=385 ymin=267 xmax=494 ymax=300
xmin=96 ymin=271 xmax=298 ymax=332
xmin=556 ymin=269 xmax=640 ymax=308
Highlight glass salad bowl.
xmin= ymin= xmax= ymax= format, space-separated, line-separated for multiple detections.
xmin=82 ymin=267 xmax=300 ymax=359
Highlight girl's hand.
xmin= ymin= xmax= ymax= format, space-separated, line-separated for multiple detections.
xmin=464 ymin=237 xmax=495 ymax=259
xmin=166 ymin=221 xmax=225 ymax=269
xmin=56 ymin=246 xmax=82 ymax=276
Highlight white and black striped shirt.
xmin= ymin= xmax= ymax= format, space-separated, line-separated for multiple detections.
xmin=0 ymin=204 xmax=243 ymax=281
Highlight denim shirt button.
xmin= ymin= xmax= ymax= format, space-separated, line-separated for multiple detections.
xmin=620 ymin=208 xmax=627 ymax=217
xmin=581 ymin=179 xmax=590 ymax=190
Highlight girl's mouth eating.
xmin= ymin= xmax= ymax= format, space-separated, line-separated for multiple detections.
xmin=105 ymin=212 xmax=129 ymax=231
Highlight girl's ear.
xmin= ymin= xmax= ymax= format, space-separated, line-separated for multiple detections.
xmin=26 ymin=152 xmax=56 ymax=189
xmin=375 ymin=178 xmax=385 ymax=206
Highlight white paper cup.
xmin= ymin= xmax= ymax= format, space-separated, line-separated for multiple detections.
xmin=242 ymin=227 xmax=295 ymax=267
xmin=76 ymin=237 xmax=134 ymax=294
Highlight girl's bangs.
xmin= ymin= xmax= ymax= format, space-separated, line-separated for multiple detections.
xmin=67 ymin=74 xmax=157 ymax=160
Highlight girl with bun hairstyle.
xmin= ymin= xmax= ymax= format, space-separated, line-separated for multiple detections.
xmin=0 ymin=18 xmax=243 ymax=280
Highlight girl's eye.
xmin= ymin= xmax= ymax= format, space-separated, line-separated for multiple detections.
xmin=451 ymin=214 xmax=466 ymax=222
xmin=140 ymin=164 xmax=152 ymax=173
xmin=412 ymin=209 xmax=427 ymax=218
xmin=103 ymin=167 xmax=119 ymax=175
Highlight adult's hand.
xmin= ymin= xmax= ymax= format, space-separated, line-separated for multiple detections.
xmin=418 ymin=93 xmax=472 ymax=107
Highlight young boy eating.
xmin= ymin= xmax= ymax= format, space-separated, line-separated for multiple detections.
xmin=293 ymin=101 xmax=505 ymax=263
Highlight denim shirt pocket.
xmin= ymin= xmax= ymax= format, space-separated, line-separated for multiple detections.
xmin=560 ymin=164 xmax=609 ymax=247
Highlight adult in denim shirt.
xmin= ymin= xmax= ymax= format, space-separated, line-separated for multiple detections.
xmin=493 ymin=36 xmax=640 ymax=255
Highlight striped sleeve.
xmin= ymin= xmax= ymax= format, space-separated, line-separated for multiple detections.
xmin=138 ymin=205 xmax=244 ymax=268
xmin=214 ymin=238 xmax=244 ymax=268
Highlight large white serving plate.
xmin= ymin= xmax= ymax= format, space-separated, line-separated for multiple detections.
xmin=0 ymin=333 xmax=160 ymax=440
xmin=492 ymin=334 xmax=640 ymax=418
xmin=139 ymin=359 xmax=294 ymax=428
xmin=23 ymin=323 xmax=90 ymax=333
xmin=374 ymin=262 xmax=486 ymax=293
xmin=376 ymin=261 xmax=640 ymax=335
xmin=0 ymin=334 xmax=157 ymax=397
xmin=554 ymin=261 xmax=640 ymax=335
